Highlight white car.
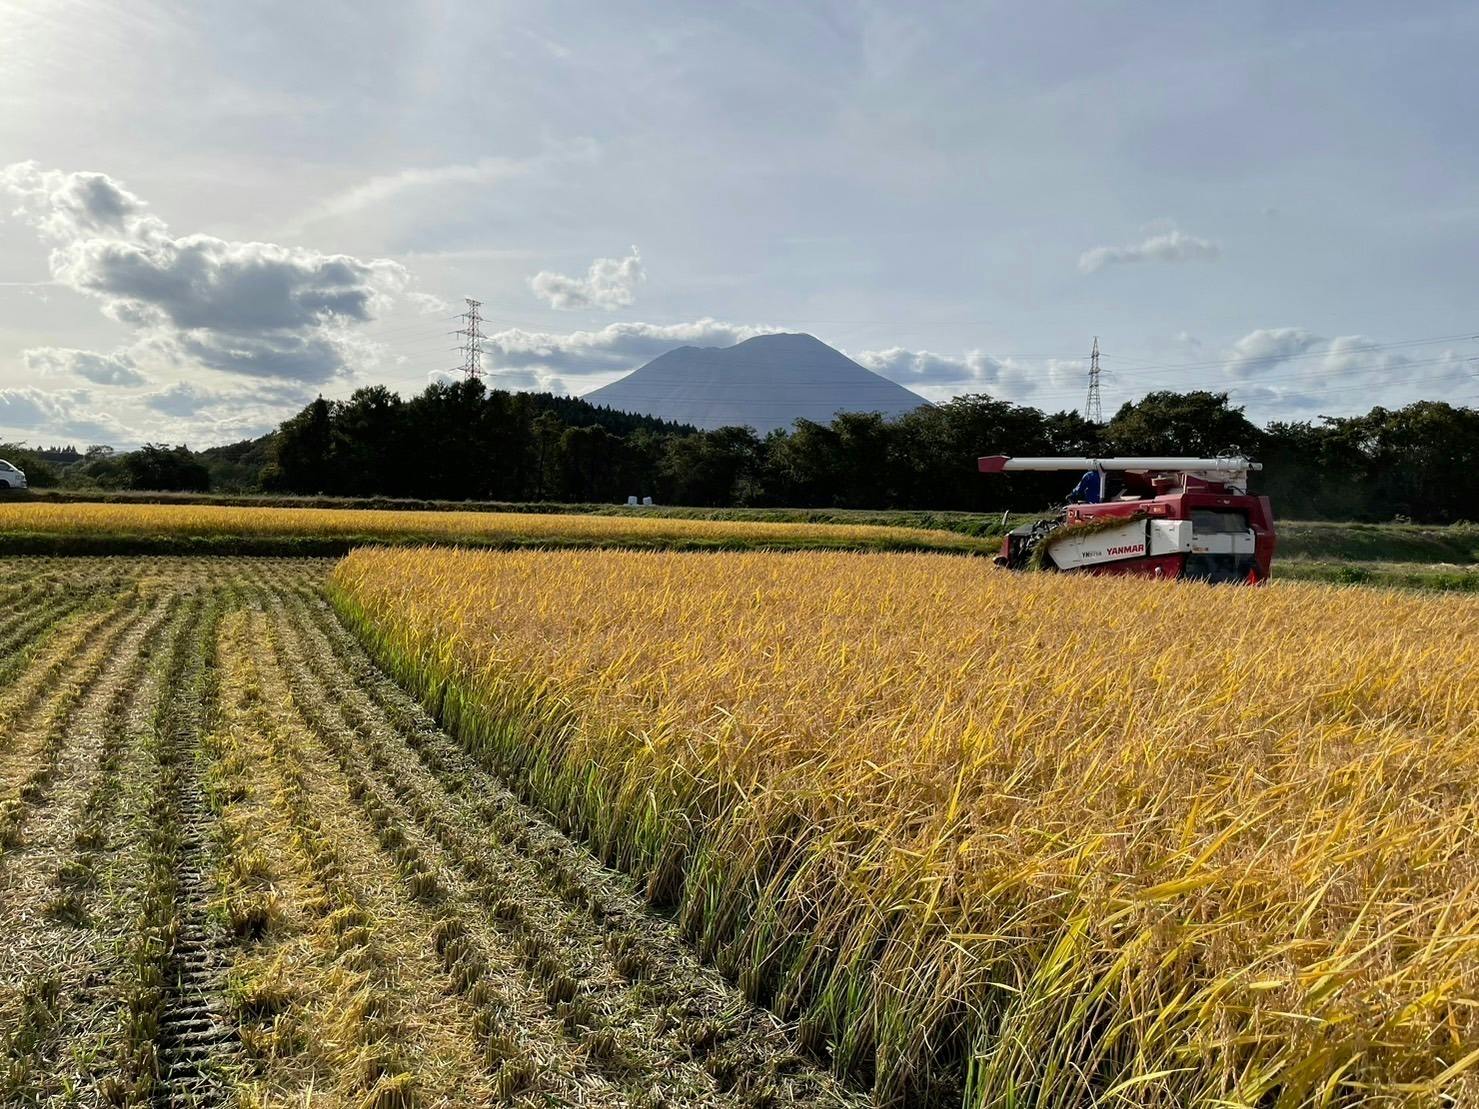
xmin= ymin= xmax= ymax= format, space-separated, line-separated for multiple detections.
xmin=0 ymin=459 xmax=27 ymax=489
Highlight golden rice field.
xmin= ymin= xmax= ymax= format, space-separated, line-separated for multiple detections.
xmin=332 ymin=547 xmax=1479 ymax=1108
xmin=0 ymin=501 xmax=986 ymax=554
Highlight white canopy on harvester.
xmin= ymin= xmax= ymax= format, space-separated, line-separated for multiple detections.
xmin=977 ymin=456 xmax=1261 ymax=493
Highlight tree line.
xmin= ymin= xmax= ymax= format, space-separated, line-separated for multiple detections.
xmin=7 ymin=381 xmax=1478 ymax=523
xmin=0 ymin=443 xmax=212 ymax=492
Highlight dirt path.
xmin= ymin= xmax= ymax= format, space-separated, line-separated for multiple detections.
xmin=0 ymin=557 xmax=861 ymax=1109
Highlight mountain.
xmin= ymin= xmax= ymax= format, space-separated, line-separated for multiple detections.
xmin=582 ymin=333 xmax=929 ymax=434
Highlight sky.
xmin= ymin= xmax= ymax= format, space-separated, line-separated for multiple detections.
xmin=1 ymin=0 xmax=1476 ymax=449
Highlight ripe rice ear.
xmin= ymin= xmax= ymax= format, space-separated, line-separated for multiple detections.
xmin=330 ymin=546 xmax=1479 ymax=1107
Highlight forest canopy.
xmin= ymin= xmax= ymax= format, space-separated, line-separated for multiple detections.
xmin=7 ymin=383 xmax=1477 ymax=524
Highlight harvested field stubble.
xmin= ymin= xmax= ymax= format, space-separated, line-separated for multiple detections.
xmin=0 ymin=557 xmax=851 ymax=1109
xmin=331 ymin=546 xmax=1479 ymax=1107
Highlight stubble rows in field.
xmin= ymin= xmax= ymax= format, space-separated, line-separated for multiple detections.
xmin=0 ymin=557 xmax=851 ymax=1109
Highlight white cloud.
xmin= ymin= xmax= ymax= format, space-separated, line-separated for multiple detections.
xmin=856 ymin=346 xmax=1085 ymax=403
xmin=486 ymin=368 xmax=568 ymax=394
xmin=140 ymin=379 xmax=314 ymax=418
xmin=295 ymin=140 xmax=600 ymax=229
xmin=0 ymin=386 xmax=139 ymax=443
xmin=1206 ymin=328 xmax=1473 ymax=417
xmin=25 ymin=346 xmax=149 ymax=386
xmin=1 ymin=161 xmax=409 ymax=383
xmin=860 ymin=329 xmax=1474 ymax=416
xmin=483 ymin=317 xmax=777 ymax=378
xmin=406 ymin=290 xmax=449 ymax=315
xmin=529 ymin=246 xmax=645 ymax=310
xmin=301 ymin=157 xmax=530 ymax=226
xmin=1224 ymin=327 xmax=1325 ymax=378
xmin=856 ymin=346 xmax=1007 ymax=387
xmin=1079 ymin=226 xmax=1220 ymax=274
xmin=0 ymin=374 xmax=315 ymax=448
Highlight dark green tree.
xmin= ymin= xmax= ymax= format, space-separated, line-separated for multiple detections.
xmin=264 ymin=396 xmax=333 ymax=492
xmin=1104 ymin=391 xmax=1262 ymax=457
xmin=557 ymin=424 xmax=622 ymax=501
xmin=659 ymin=427 xmax=765 ymax=506
xmin=123 ymin=443 xmax=210 ymax=492
xmin=530 ymin=410 xmax=565 ymax=500
xmin=761 ymin=420 xmax=845 ymax=506
xmin=1328 ymin=402 xmax=1479 ymax=522
xmin=332 ymin=386 xmax=405 ymax=496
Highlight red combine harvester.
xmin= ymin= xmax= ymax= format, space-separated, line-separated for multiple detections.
xmin=979 ymin=455 xmax=1276 ymax=583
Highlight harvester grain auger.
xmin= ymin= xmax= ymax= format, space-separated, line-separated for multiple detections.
xmin=979 ymin=455 xmax=1276 ymax=583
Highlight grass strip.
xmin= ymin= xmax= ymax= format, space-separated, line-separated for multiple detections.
xmin=1275 ymin=559 xmax=1479 ymax=592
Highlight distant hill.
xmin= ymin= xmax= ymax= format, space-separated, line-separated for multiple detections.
xmin=582 ymin=333 xmax=929 ymax=433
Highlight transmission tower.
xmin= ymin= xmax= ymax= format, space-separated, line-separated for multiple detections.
xmin=455 ymin=297 xmax=484 ymax=380
xmin=1085 ymin=335 xmax=1102 ymax=423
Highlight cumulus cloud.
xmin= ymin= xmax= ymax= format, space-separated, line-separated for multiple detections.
xmin=1 ymin=161 xmax=409 ymax=383
xmin=140 ymin=379 xmax=314 ymax=418
xmin=856 ymin=347 xmax=1008 ymax=387
xmin=0 ymin=386 xmax=139 ymax=442
xmin=1079 ymin=226 xmax=1220 ymax=274
xmin=1224 ymin=327 xmax=1326 ymax=378
xmin=483 ymin=317 xmax=777 ymax=378
xmin=1199 ymin=328 xmax=1473 ymax=416
xmin=529 ymin=246 xmax=645 ymax=311
xmin=485 ymin=368 xmax=569 ymax=394
xmin=406 ymin=291 xmax=449 ymax=315
xmin=856 ymin=346 xmax=1085 ymax=402
xmin=25 ymin=346 xmax=149 ymax=386
xmin=0 ymin=375 xmax=314 ymax=447
xmin=860 ymin=328 xmax=1473 ymax=415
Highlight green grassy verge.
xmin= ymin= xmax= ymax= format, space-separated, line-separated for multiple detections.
xmin=1276 ymin=520 xmax=1479 ymax=563
xmin=1275 ymin=559 xmax=1479 ymax=592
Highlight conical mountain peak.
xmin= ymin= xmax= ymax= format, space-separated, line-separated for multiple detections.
xmin=583 ymin=333 xmax=927 ymax=433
